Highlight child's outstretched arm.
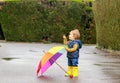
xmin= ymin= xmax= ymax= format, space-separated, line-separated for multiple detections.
xmin=63 ymin=35 xmax=68 ymax=45
xmin=65 ymin=44 xmax=78 ymax=52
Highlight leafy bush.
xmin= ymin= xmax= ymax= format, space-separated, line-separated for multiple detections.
xmin=0 ymin=1 xmax=96 ymax=43
xmin=93 ymin=0 xmax=120 ymax=50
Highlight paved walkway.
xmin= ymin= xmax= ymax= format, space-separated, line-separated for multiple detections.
xmin=0 ymin=42 xmax=120 ymax=83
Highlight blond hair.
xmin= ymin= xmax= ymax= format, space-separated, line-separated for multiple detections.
xmin=70 ymin=29 xmax=80 ymax=39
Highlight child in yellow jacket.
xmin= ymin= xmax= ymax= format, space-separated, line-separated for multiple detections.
xmin=63 ymin=29 xmax=82 ymax=77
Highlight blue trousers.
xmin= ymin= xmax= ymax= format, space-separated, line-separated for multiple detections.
xmin=68 ymin=58 xmax=78 ymax=66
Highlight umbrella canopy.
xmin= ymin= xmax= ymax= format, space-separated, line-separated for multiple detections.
xmin=36 ymin=46 xmax=65 ymax=77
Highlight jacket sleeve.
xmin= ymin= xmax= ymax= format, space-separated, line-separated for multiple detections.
xmin=65 ymin=44 xmax=78 ymax=52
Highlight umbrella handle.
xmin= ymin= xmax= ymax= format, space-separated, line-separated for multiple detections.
xmin=51 ymin=58 xmax=68 ymax=74
xmin=51 ymin=58 xmax=73 ymax=78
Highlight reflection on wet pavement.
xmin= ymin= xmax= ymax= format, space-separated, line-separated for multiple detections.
xmin=0 ymin=43 xmax=120 ymax=83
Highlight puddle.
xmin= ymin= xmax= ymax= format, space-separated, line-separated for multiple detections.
xmin=84 ymin=52 xmax=97 ymax=54
xmin=94 ymin=62 xmax=120 ymax=68
xmin=2 ymin=57 xmax=20 ymax=61
xmin=102 ymin=62 xmax=120 ymax=64
xmin=94 ymin=63 xmax=103 ymax=66
xmin=29 ymin=50 xmax=40 ymax=52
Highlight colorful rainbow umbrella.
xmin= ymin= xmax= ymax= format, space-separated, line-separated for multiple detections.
xmin=36 ymin=46 xmax=66 ymax=77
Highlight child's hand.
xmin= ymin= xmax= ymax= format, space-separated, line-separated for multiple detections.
xmin=63 ymin=35 xmax=67 ymax=39
xmin=63 ymin=35 xmax=68 ymax=45
xmin=65 ymin=46 xmax=69 ymax=52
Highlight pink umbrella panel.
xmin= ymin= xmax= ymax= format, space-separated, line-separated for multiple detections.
xmin=37 ymin=46 xmax=65 ymax=76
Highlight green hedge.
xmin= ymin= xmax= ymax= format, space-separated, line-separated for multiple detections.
xmin=93 ymin=0 xmax=120 ymax=50
xmin=0 ymin=1 xmax=96 ymax=43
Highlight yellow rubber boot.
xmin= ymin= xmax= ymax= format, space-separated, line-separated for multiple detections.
xmin=65 ymin=66 xmax=72 ymax=76
xmin=73 ymin=66 xmax=78 ymax=77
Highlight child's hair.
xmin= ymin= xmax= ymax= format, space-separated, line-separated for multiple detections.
xmin=71 ymin=29 xmax=80 ymax=39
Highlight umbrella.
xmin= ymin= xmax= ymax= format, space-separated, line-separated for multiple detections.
xmin=36 ymin=46 xmax=66 ymax=77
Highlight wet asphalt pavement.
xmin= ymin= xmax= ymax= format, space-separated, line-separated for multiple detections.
xmin=0 ymin=42 xmax=120 ymax=83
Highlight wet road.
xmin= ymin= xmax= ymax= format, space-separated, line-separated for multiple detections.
xmin=0 ymin=42 xmax=120 ymax=83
